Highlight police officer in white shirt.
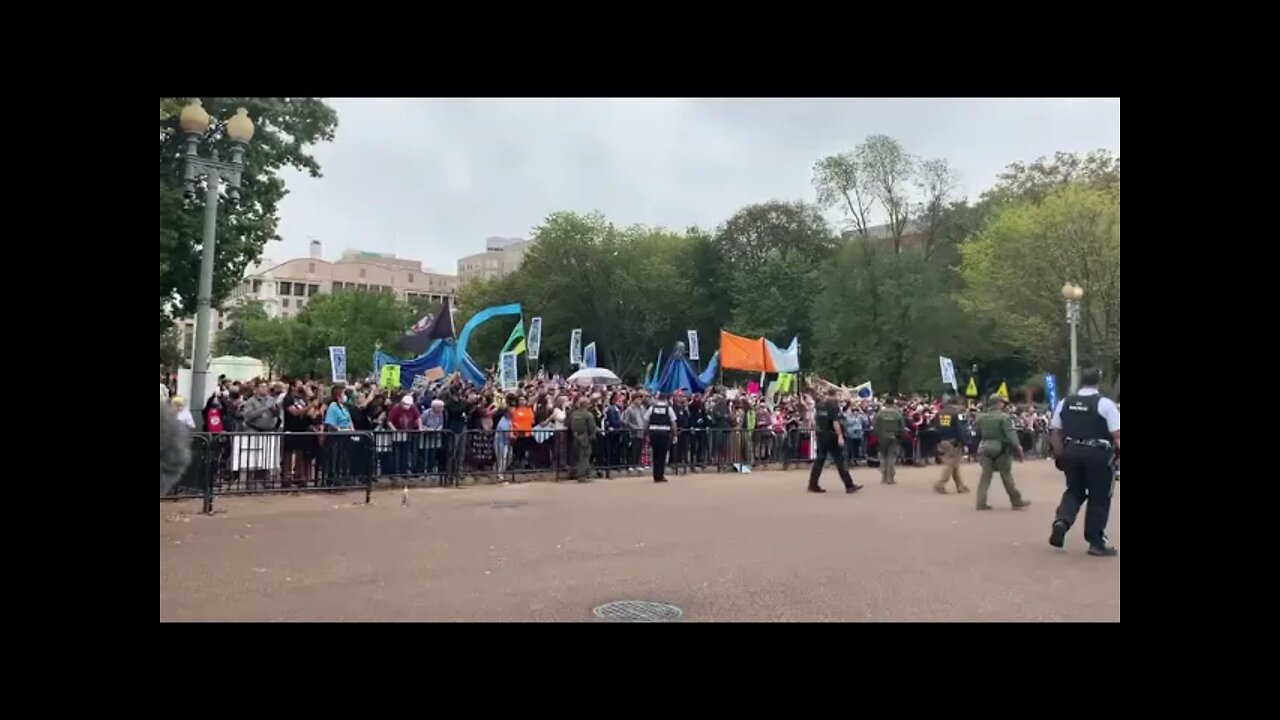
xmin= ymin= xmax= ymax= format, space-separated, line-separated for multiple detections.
xmin=1048 ymin=368 xmax=1121 ymax=556
xmin=645 ymin=393 xmax=675 ymax=483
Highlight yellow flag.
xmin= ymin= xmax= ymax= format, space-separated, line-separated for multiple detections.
xmin=964 ymin=377 xmax=978 ymax=397
xmin=777 ymin=372 xmax=794 ymax=392
xmin=996 ymin=381 xmax=1009 ymax=401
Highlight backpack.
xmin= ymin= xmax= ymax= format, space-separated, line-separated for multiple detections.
xmin=206 ymin=407 xmax=224 ymax=433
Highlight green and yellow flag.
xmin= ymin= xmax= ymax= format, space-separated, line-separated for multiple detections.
xmin=502 ymin=320 xmax=526 ymax=357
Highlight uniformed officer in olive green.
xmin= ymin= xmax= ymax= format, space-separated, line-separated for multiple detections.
xmin=568 ymin=397 xmax=595 ymax=482
xmin=873 ymin=396 xmax=905 ymax=485
xmin=975 ymin=393 xmax=1031 ymax=511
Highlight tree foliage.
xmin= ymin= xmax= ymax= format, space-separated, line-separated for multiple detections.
xmin=160 ymin=325 xmax=184 ymax=370
xmin=961 ymin=184 xmax=1121 ymax=381
xmin=159 ymin=98 xmax=338 ymax=331
xmin=981 ymin=149 xmax=1120 ymax=206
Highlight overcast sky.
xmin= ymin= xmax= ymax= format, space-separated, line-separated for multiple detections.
xmin=275 ymin=98 xmax=1120 ymax=273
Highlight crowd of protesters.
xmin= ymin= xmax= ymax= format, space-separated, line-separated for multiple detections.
xmin=160 ymin=372 xmax=1053 ymax=493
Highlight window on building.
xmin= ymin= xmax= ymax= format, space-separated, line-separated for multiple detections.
xmin=293 ymin=284 xmax=305 ymax=297
xmin=333 ymin=282 xmax=344 ymax=291
xmin=297 ymin=299 xmax=305 ymax=309
xmin=279 ymin=281 xmax=292 ymax=296
xmin=282 ymin=298 xmax=290 ymax=308
xmin=408 ymin=273 xmax=415 ymax=284
xmin=359 ymin=268 xmax=367 ymax=278
xmin=252 ymin=279 xmax=262 ymax=293
xmin=308 ymin=284 xmax=319 ymax=296
xmin=217 ymin=321 xmax=224 ymax=331
xmin=358 ymin=283 xmax=368 ymax=291
xmin=308 ymin=262 xmax=316 ymax=274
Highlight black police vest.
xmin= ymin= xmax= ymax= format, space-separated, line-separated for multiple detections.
xmin=1061 ymin=394 xmax=1110 ymax=441
xmin=935 ymin=411 xmax=960 ymax=440
xmin=649 ymin=404 xmax=672 ymax=431
xmin=816 ymin=401 xmax=839 ymax=433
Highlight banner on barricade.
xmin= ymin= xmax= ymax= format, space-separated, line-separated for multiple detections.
xmin=379 ymin=364 xmax=401 ymax=389
xmin=528 ymin=317 xmax=543 ymax=360
xmin=570 ymin=328 xmax=583 ymax=366
xmin=329 ymin=346 xmax=348 ymax=384
xmin=687 ymin=330 xmax=700 ymax=361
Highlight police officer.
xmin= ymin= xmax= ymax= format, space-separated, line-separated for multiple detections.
xmin=568 ymin=397 xmax=595 ymax=483
xmin=645 ymin=392 xmax=675 ymax=483
xmin=808 ymin=388 xmax=862 ymax=494
xmin=873 ymin=397 xmax=905 ymax=484
xmin=975 ymin=394 xmax=1031 ymax=511
xmin=1048 ymin=369 xmax=1120 ymax=556
xmin=932 ymin=396 xmax=970 ymax=495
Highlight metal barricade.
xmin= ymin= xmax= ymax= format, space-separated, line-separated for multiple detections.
xmin=371 ymin=429 xmax=454 ymax=487
xmin=457 ymin=428 xmax=565 ymax=483
xmin=162 ymin=433 xmax=215 ymax=513
xmin=211 ymin=431 xmax=375 ymax=502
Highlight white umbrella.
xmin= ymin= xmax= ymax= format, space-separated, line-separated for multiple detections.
xmin=567 ymin=368 xmax=622 ymax=387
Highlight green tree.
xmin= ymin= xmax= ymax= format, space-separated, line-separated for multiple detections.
xmin=960 ymin=184 xmax=1121 ymax=383
xmin=812 ymin=240 xmax=967 ymax=392
xmin=159 ymin=97 xmax=338 ymax=331
xmin=812 ymin=152 xmax=876 ymax=239
xmin=214 ymin=301 xmax=290 ymax=377
xmin=713 ymin=201 xmax=836 ymax=361
xmin=981 ymin=149 xmax=1120 ymax=206
xmin=856 ymin=134 xmax=916 ymax=252
xmin=281 ymin=291 xmax=414 ymax=379
xmin=160 ymin=325 xmax=184 ymax=369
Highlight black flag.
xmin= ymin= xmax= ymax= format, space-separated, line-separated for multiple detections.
xmin=394 ymin=297 xmax=456 ymax=357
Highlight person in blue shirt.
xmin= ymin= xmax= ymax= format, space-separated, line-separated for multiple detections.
xmin=325 ymin=386 xmax=354 ymax=431
xmin=322 ymin=386 xmax=356 ymax=485
xmin=842 ymin=402 xmax=866 ymax=464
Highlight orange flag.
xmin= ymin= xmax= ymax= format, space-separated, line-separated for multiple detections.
xmin=719 ymin=331 xmax=778 ymax=373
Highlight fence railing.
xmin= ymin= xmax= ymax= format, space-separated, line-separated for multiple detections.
xmin=163 ymin=426 xmax=1053 ymax=512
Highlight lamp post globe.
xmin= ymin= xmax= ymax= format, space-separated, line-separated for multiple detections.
xmin=226 ymin=107 xmax=255 ymax=143
xmin=179 ymin=99 xmax=211 ymax=135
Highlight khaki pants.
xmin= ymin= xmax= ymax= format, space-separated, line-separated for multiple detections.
xmin=935 ymin=440 xmax=967 ymax=491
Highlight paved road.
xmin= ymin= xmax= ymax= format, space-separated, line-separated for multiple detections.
xmin=159 ymin=460 xmax=1119 ymax=622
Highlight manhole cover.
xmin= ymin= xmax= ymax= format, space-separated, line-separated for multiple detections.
xmin=489 ymin=501 xmax=528 ymax=509
xmin=593 ymin=600 xmax=683 ymax=622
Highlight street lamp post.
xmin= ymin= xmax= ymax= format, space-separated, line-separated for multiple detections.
xmin=1062 ymin=282 xmax=1084 ymax=394
xmin=179 ymin=100 xmax=254 ymax=426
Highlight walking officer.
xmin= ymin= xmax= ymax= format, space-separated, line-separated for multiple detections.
xmin=645 ymin=392 xmax=675 ymax=483
xmin=569 ymin=397 xmax=595 ymax=482
xmin=873 ymin=396 xmax=905 ymax=484
xmin=975 ymin=394 xmax=1031 ymax=511
xmin=932 ymin=396 xmax=970 ymax=495
xmin=808 ymin=388 xmax=863 ymax=494
xmin=1048 ymin=368 xmax=1120 ymax=556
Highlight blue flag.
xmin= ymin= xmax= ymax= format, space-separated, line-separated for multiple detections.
xmin=1045 ymin=374 xmax=1058 ymax=412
